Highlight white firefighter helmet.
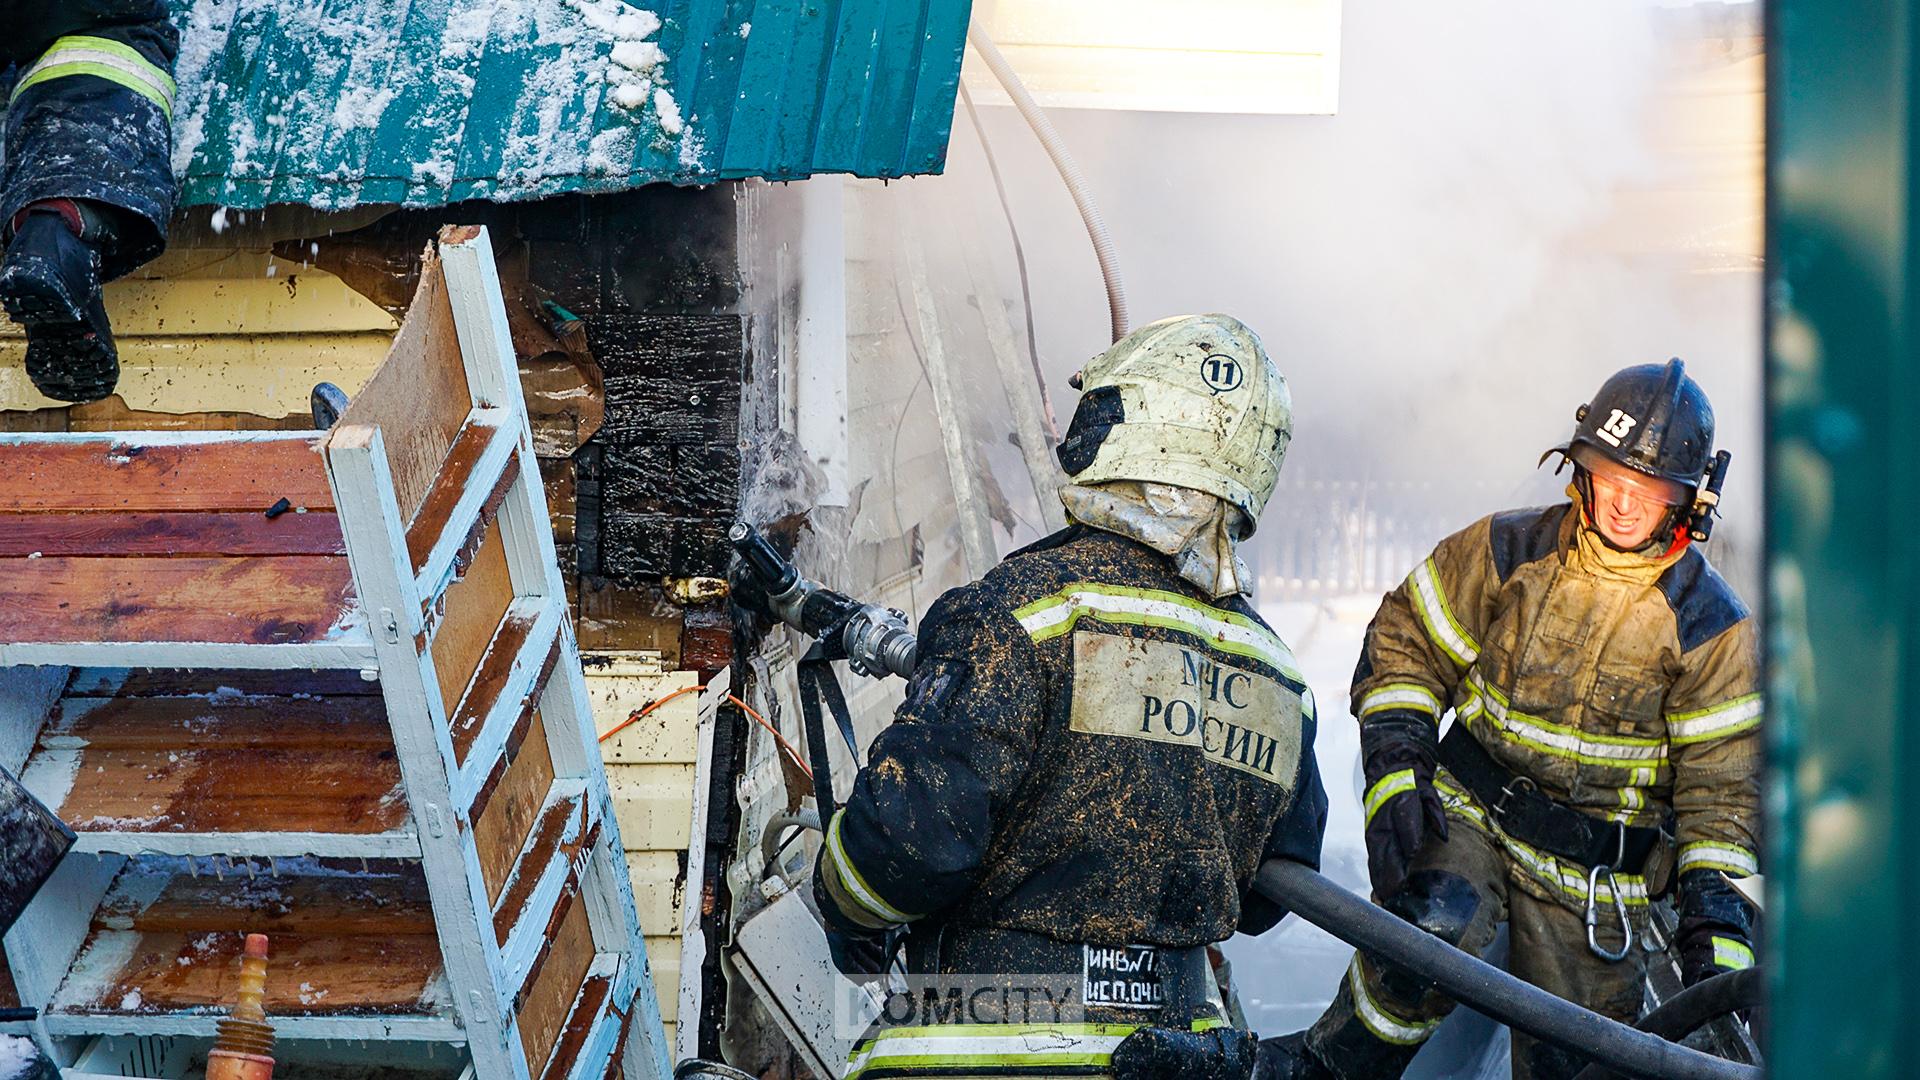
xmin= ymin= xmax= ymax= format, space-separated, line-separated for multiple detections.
xmin=1056 ymin=313 xmax=1292 ymax=531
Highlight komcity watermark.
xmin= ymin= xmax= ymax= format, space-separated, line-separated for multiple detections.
xmin=834 ymin=974 xmax=1086 ymax=1038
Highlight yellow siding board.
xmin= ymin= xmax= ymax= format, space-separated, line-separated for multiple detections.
xmin=644 ymin=935 xmax=682 ymax=1023
xmin=591 ymin=669 xmax=701 ymax=765
xmin=0 ymin=258 xmax=396 ymax=415
xmin=628 ymin=851 xmax=685 ymax=935
xmin=86 ymin=275 xmax=399 ymax=336
xmin=611 ymin=764 xmax=699 ymax=851
xmin=0 ymin=334 xmax=391 ymax=415
xmin=584 ymin=661 xmax=703 ymax=1053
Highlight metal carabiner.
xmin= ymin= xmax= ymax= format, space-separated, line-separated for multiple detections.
xmin=1585 ymin=862 xmax=1634 ymax=962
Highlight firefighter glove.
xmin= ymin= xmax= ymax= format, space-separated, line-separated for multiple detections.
xmin=1360 ymin=711 xmax=1448 ymax=897
xmin=812 ymin=859 xmax=907 ymax=979
xmin=1675 ymin=868 xmax=1756 ymax=988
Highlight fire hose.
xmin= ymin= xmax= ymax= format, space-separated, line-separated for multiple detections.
xmin=1570 ymin=968 xmax=1764 ymax=1080
xmin=1252 ymin=860 xmax=1760 ymax=1080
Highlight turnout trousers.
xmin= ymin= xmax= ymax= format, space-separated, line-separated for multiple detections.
xmin=1305 ymin=772 xmax=1648 ymax=1080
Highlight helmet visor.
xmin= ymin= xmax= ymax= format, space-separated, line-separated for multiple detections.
xmin=1571 ymin=443 xmax=1691 ymax=507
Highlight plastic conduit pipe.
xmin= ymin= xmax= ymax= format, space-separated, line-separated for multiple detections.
xmin=1252 ymin=860 xmax=1760 ymax=1080
xmin=966 ymin=25 xmax=1130 ymax=344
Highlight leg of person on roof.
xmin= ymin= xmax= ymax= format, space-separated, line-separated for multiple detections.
xmin=0 ymin=0 xmax=178 ymax=404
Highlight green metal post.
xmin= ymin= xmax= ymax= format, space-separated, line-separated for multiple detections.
xmin=1770 ymin=1 xmax=1920 ymax=1073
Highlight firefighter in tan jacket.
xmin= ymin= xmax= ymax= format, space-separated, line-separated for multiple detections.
xmin=1260 ymin=360 xmax=1761 ymax=1080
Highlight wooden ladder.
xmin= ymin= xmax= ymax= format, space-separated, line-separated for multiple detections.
xmin=0 ymin=227 xmax=665 ymax=1080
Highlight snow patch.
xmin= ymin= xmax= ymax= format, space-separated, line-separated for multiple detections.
xmin=330 ymin=84 xmax=397 ymax=131
xmin=653 ymin=88 xmax=684 ymax=135
xmin=169 ymin=0 xmax=239 ymax=176
xmin=444 ymin=7 xmax=494 ymax=59
xmin=678 ymin=127 xmax=706 ymax=170
xmin=413 ymin=158 xmax=456 ymax=191
xmin=610 ymin=40 xmax=667 ymax=74
xmin=610 ymin=81 xmax=651 ymax=110
xmin=587 ymin=127 xmax=638 ymax=173
xmin=0 ymin=1036 xmax=42 ymax=1080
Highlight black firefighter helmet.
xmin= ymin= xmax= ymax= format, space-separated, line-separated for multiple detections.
xmin=1546 ymin=358 xmax=1732 ymax=544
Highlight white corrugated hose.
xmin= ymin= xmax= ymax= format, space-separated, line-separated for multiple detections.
xmin=967 ymin=25 xmax=1131 ymax=344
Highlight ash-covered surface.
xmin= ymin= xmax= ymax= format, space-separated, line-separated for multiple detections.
xmin=587 ymin=314 xmax=744 ymax=581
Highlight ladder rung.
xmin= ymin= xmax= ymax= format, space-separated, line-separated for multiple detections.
xmin=408 ymin=407 xmax=520 ymax=602
xmin=42 ymin=1013 xmax=465 ymax=1042
xmin=451 ymin=599 xmax=564 ymax=799
xmin=0 ymin=640 xmax=379 ymax=669
xmin=451 ymin=595 xmax=560 ymax=791
xmin=535 ymin=954 xmax=633 ymax=1080
xmin=495 ymin=782 xmax=597 ymax=982
xmin=67 ymin=830 xmax=421 ymax=860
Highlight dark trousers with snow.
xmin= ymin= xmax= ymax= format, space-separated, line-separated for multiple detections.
xmin=2 ymin=0 xmax=178 ymax=274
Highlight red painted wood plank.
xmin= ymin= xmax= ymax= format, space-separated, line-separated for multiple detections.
xmin=0 ymin=556 xmax=357 ymax=645
xmin=0 ymin=437 xmax=335 ymax=512
xmin=0 ymin=511 xmax=345 ymax=557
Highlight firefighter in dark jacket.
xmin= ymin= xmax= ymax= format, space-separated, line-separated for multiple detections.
xmin=0 ymin=0 xmax=178 ymax=403
xmin=1259 ymin=360 xmax=1761 ymax=1080
xmin=811 ymin=314 xmax=1329 ymax=1079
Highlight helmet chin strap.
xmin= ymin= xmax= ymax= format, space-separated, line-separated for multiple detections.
xmin=1572 ymin=468 xmax=1689 ymax=558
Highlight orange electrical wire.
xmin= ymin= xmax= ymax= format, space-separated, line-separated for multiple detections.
xmin=728 ymin=694 xmax=813 ymax=780
xmin=598 ymin=683 xmax=703 ymax=743
xmin=597 ymin=682 xmax=812 ymax=780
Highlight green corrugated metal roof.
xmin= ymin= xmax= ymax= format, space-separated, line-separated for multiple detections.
xmin=165 ymin=0 xmax=970 ymax=209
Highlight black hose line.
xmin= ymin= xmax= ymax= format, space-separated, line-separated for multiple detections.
xmin=1252 ymin=860 xmax=1760 ymax=1080
xmin=1571 ymin=969 xmax=1764 ymax=1080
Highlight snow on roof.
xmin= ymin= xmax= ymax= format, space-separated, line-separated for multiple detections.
xmin=164 ymin=0 xmax=970 ymax=210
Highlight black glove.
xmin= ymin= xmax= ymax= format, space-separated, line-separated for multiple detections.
xmin=1674 ymin=868 xmax=1756 ymax=988
xmin=1359 ymin=712 xmax=1448 ymax=897
xmin=812 ymin=861 xmax=907 ymax=978
xmin=1112 ymin=1025 xmax=1257 ymax=1080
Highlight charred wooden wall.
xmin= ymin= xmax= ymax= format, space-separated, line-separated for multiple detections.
xmin=170 ymin=186 xmax=748 ymax=677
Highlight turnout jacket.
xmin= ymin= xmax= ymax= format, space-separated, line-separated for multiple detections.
xmin=2 ymin=1 xmax=178 ymax=273
xmin=1353 ymin=501 xmax=1762 ymax=908
xmin=820 ymin=526 xmax=1328 ymax=947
